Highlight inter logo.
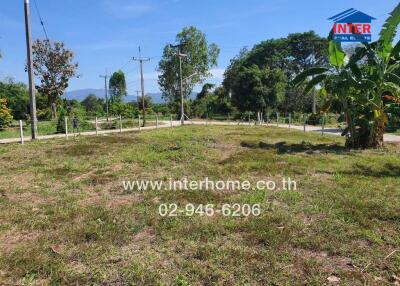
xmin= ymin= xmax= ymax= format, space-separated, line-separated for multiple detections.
xmin=328 ymin=8 xmax=376 ymax=42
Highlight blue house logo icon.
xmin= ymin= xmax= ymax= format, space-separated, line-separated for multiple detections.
xmin=328 ymin=8 xmax=376 ymax=42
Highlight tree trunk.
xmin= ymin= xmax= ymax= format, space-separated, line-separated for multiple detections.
xmin=368 ymin=119 xmax=385 ymax=148
xmin=51 ymin=103 xmax=57 ymax=120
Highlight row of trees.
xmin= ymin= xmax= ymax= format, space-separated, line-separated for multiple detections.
xmin=156 ymin=14 xmax=400 ymax=148
xmin=156 ymin=28 xmax=331 ymax=118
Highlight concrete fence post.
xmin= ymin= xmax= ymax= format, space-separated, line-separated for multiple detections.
xmin=138 ymin=115 xmax=141 ymax=131
xmin=322 ymin=114 xmax=325 ymax=135
xmin=65 ymin=116 xmax=68 ymax=139
xmin=206 ymin=113 xmax=208 ymax=126
xmin=266 ymin=113 xmax=269 ymax=127
xmin=248 ymin=112 xmax=251 ymax=126
xmin=95 ymin=117 xmax=99 ymax=136
xmin=289 ymin=113 xmax=291 ymax=129
xmin=303 ymin=114 xmax=306 ymax=133
xmin=156 ymin=114 xmax=159 ymax=129
xmin=277 ymin=112 xmax=279 ymax=127
xmin=19 ymin=120 xmax=24 ymax=145
xmin=119 ymin=115 xmax=123 ymax=133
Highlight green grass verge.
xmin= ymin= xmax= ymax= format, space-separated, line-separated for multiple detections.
xmin=0 ymin=126 xmax=399 ymax=285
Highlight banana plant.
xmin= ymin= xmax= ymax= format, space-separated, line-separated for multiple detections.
xmin=348 ymin=3 xmax=400 ymax=147
xmin=292 ymin=32 xmax=363 ymax=148
xmin=293 ymin=3 xmax=400 ymax=148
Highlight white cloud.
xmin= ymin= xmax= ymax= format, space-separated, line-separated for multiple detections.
xmin=210 ymin=68 xmax=225 ymax=80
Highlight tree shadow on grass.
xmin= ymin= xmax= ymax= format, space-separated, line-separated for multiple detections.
xmin=240 ymin=141 xmax=351 ymax=155
xmin=348 ymin=163 xmax=400 ymax=178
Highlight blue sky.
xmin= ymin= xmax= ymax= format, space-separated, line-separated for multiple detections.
xmin=0 ymin=0 xmax=398 ymax=95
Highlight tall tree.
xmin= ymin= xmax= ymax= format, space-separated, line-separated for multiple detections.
xmin=223 ymin=31 xmax=328 ymax=113
xmin=230 ymin=65 xmax=286 ymax=112
xmin=158 ymin=26 xmax=220 ymax=114
xmin=31 ymin=39 xmax=78 ymax=118
xmin=109 ymin=70 xmax=127 ymax=102
xmin=286 ymin=31 xmax=329 ymax=78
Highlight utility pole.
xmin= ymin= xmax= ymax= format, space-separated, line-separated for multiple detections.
xmin=133 ymin=47 xmax=150 ymax=127
xmin=99 ymin=70 xmax=109 ymax=121
xmin=135 ymin=90 xmax=141 ymax=109
xmin=170 ymin=44 xmax=188 ymax=125
xmin=24 ymin=0 xmax=38 ymax=139
xmin=135 ymin=90 xmax=141 ymax=120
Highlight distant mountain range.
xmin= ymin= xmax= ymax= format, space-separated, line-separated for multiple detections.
xmin=63 ymin=89 xmax=197 ymax=104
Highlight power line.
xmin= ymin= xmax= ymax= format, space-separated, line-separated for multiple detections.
xmin=32 ymin=0 xmax=49 ymax=40
xmin=118 ymin=58 xmax=132 ymax=71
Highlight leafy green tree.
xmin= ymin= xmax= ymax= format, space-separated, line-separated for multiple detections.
xmin=158 ymin=26 xmax=220 ymax=115
xmin=109 ymin=70 xmax=127 ymax=102
xmin=0 ymin=79 xmax=30 ymax=120
xmin=286 ymin=31 xmax=329 ymax=78
xmin=137 ymin=95 xmax=153 ymax=111
xmin=197 ymin=83 xmax=215 ymax=100
xmin=223 ymin=31 xmax=328 ymax=113
xmin=81 ymin=94 xmax=105 ymax=116
xmin=0 ymin=98 xmax=13 ymax=129
xmin=152 ymin=103 xmax=171 ymax=115
xmin=56 ymin=107 xmax=67 ymax=133
xmin=31 ymin=39 xmax=78 ymax=118
xmin=109 ymin=101 xmax=137 ymax=118
xmin=230 ymin=65 xmax=286 ymax=112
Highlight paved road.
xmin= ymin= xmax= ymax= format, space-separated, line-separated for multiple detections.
xmin=1 ymin=119 xmax=400 ymax=144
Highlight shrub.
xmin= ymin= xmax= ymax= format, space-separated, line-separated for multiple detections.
xmin=0 ymin=98 xmax=13 ymax=130
xmin=56 ymin=108 xmax=67 ymax=133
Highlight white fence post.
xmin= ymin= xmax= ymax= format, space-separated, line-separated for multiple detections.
xmin=277 ymin=112 xmax=279 ymax=127
xmin=322 ymin=114 xmax=325 ymax=135
xmin=19 ymin=120 xmax=24 ymax=145
xmin=138 ymin=115 xmax=141 ymax=131
xmin=119 ymin=115 xmax=123 ymax=133
xmin=289 ymin=113 xmax=291 ymax=129
xmin=303 ymin=114 xmax=306 ymax=133
xmin=156 ymin=114 xmax=159 ymax=129
xmin=65 ymin=117 xmax=68 ymax=139
xmin=95 ymin=117 xmax=99 ymax=136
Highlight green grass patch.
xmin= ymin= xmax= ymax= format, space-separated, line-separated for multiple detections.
xmin=0 ymin=126 xmax=399 ymax=285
